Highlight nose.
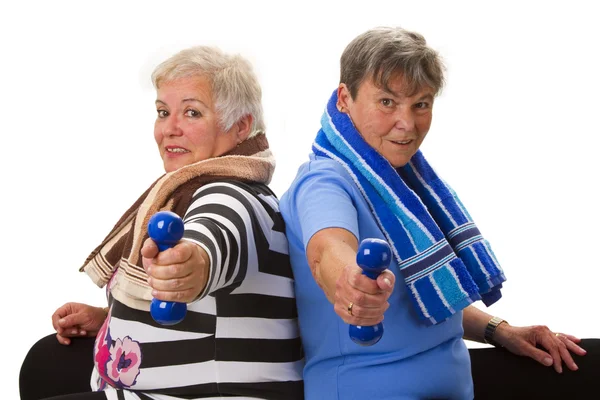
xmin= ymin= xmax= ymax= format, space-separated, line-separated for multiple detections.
xmin=393 ymin=106 xmax=415 ymax=132
xmin=163 ymin=114 xmax=183 ymax=137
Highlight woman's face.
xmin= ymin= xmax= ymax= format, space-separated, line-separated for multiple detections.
xmin=337 ymin=74 xmax=434 ymax=168
xmin=154 ymin=76 xmax=241 ymax=173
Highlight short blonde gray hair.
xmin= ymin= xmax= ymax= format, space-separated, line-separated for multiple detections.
xmin=152 ymin=46 xmax=265 ymax=137
xmin=340 ymin=27 xmax=445 ymax=98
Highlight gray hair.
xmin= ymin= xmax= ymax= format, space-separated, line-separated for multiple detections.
xmin=340 ymin=27 xmax=445 ymax=98
xmin=152 ymin=46 xmax=265 ymax=137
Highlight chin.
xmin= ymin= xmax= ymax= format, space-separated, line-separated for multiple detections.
xmin=163 ymin=162 xmax=180 ymax=173
xmin=388 ymin=157 xmax=411 ymax=168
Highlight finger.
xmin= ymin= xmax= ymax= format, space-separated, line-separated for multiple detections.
xmin=346 ymin=266 xmax=382 ymax=295
xmin=147 ymin=262 xmax=193 ymax=280
xmin=348 ymin=290 xmax=389 ymax=309
xmin=555 ymin=337 xmax=578 ymax=371
xmin=336 ymin=279 xmax=390 ymax=309
xmin=51 ymin=303 xmax=72 ymax=331
xmin=151 ymin=288 xmax=196 ymax=303
xmin=540 ymin=336 xmax=563 ymax=373
xmin=337 ymin=296 xmax=389 ymax=319
xmin=561 ymin=336 xmax=587 ymax=356
xmin=155 ymin=242 xmax=193 ymax=266
xmin=558 ymin=333 xmax=582 ymax=343
xmin=56 ymin=333 xmax=71 ymax=346
xmin=148 ymin=274 xmax=194 ymax=292
xmin=52 ymin=313 xmax=61 ymax=332
xmin=58 ymin=313 xmax=88 ymax=329
xmin=523 ymin=345 xmax=555 ymax=368
xmin=60 ymin=328 xmax=85 ymax=337
xmin=333 ymin=302 xmax=385 ymax=326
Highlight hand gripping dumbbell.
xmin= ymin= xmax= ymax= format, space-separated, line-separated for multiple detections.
xmin=147 ymin=211 xmax=187 ymax=325
xmin=349 ymin=238 xmax=392 ymax=346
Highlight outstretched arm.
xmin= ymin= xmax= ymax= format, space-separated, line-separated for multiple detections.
xmin=306 ymin=227 xmax=395 ymax=326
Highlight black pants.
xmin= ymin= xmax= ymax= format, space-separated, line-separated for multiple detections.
xmin=20 ymin=334 xmax=600 ymax=399
xmin=19 ymin=335 xmax=106 ymax=400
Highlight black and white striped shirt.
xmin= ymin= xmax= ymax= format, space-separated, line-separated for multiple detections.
xmin=92 ymin=181 xmax=304 ymax=400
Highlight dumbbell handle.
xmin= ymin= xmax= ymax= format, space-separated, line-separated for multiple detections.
xmin=147 ymin=211 xmax=187 ymax=326
xmin=349 ymin=238 xmax=391 ymax=346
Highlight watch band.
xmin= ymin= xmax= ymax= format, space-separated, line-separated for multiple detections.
xmin=484 ymin=316 xmax=506 ymax=347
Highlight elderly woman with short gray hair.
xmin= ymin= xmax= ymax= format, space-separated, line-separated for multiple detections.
xmin=280 ymin=26 xmax=597 ymax=399
xmin=20 ymin=46 xmax=303 ymax=400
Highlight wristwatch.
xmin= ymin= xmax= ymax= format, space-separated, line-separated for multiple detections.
xmin=484 ymin=316 xmax=507 ymax=347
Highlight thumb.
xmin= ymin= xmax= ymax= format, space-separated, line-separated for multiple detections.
xmin=141 ymin=238 xmax=159 ymax=272
xmin=141 ymin=238 xmax=159 ymax=259
xmin=377 ymin=270 xmax=395 ymax=291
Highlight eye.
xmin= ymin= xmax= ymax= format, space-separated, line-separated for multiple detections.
xmin=157 ymin=109 xmax=169 ymax=118
xmin=185 ymin=109 xmax=201 ymax=118
xmin=380 ymin=98 xmax=394 ymax=107
xmin=414 ymin=102 xmax=430 ymax=110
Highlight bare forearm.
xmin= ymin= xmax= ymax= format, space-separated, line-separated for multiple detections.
xmin=462 ymin=305 xmax=494 ymax=343
xmin=307 ymin=228 xmax=358 ymax=303
xmin=316 ymin=244 xmax=356 ymax=303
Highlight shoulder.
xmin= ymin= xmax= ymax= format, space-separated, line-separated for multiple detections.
xmin=187 ymin=180 xmax=279 ymax=221
xmin=284 ymin=156 xmax=355 ymax=192
xmin=305 ymin=156 xmax=352 ymax=178
xmin=281 ymin=156 xmax=357 ymax=206
xmin=191 ymin=180 xmax=274 ymax=206
xmin=192 ymin=179 xmax=272 ymax=197
xmin=280 ymin=156 xmax=362 ymax=247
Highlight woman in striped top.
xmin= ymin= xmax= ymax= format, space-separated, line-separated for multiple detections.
xmin=20 ymin=46 xmax=304 ymax=400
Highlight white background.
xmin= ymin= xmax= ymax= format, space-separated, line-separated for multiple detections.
xmin=1 ymin=1 xmax=599 ymax=397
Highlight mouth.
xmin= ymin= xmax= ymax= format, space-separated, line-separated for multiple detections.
xmin=165 ymin=146 xmax=190 ymax=154
xmin=390 ymin=139 xmax=413 ymax=146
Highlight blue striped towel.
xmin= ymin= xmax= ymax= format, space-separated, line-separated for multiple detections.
xmin=313 ymin=90 xmax=506 ymax=325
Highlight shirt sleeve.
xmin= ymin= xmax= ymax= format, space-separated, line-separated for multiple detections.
xmin=181 ymin=181 xmax=262 ymax=300
xmin=282 ymin=159 xmax=360 ymax=249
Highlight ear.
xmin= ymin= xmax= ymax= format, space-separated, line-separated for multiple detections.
xmin=231 ymin=114 xmax=254 ymax=143
xmin=337 ymin=83 xmax=352 ymax=112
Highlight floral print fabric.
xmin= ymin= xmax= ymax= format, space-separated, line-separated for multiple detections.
xmin=94 ymin=309 xmax=142 ymax=390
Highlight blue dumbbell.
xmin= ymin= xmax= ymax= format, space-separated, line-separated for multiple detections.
xmin=147 ymin=211 xmax=187 ymax=325
xmin=349 ymin=238 xmax=392 ymax=346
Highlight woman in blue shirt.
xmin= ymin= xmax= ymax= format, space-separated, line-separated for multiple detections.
xmin=280 ymin=26 xmax=592 ymax=399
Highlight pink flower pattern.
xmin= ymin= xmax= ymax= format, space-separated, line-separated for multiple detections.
xmin=93 ymin=308 xmax=143 ymax=389
xmin=106 ymin=336 xmax=142 ymax=387
xmin=94 ymin=309 xmax=112 ymax=388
